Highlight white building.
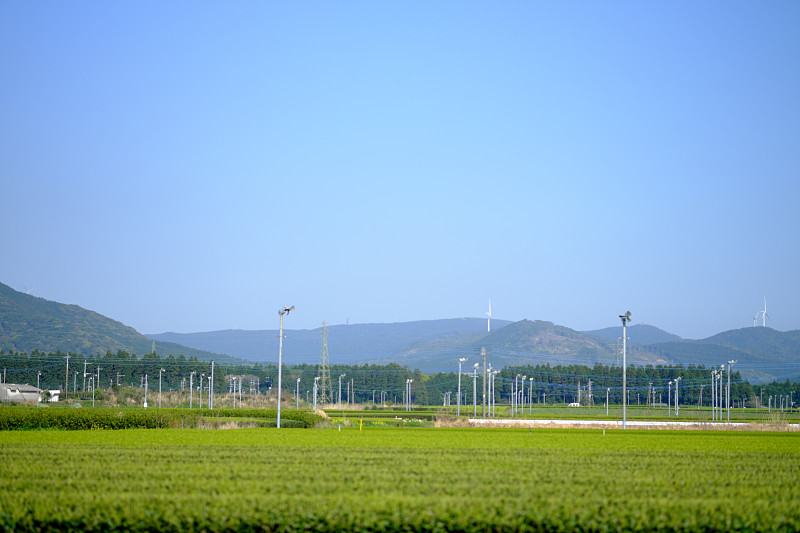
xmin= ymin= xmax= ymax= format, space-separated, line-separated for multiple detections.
xmin=1 ymin=383 xmax=60 ymax=403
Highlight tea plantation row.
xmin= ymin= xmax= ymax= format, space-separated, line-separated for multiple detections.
xmin=0 ymin=406 xmax=322 ymax=430
xmin=1 ymin=427 xmax=798 ymax=532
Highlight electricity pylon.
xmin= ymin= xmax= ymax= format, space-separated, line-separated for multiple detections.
xmin=319 ymin=321 xmax=332 ymax=406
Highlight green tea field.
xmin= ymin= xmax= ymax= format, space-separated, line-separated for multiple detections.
xmin=1 ymin=426 xmax=798 ymax=532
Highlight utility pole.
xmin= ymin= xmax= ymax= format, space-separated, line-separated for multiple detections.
xmin=712 ymin=370 xmax=717 ymax=420
xmin=481 ymin=347 xmax=487 ymax=417
xmin=276 ymin=305 xmax=295 ymax=429
xmin=457 ymin=358 xmax=466 ymax=417
xmin=668 ymin=381 xmax=673 ymax=416
xmin=619 ymin=311 xmax=631 ymax=430
xmin=159 ymin=368 xmax=164 ymax=408
xmin=529 ymin=378 xmax=534 ymax=415
xmin=727 ymin=360 xmax=736 ymax=422
xmin=209 ymin=360 xmax=214 ymax=409
xmin=83 ymin=361 xmax=88 ymax=392
xmin=313 ymin=377 xmax=319 ymax=411
xmin=473 ymin=363 xmax=478 ymax=417
xmin=64 ymin=355 xmax=70 ymax=400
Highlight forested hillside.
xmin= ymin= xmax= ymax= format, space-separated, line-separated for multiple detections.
xmin=0 ymin=282 xmax=233 ymax=362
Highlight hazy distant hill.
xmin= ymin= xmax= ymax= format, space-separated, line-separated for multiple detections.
xmin=584 ymin=324 xmax=683 ymax=345
xmin=366 ymin=320 xmax=625 ymax=373
xmin=154 ymin=318 xmax=675 ymax=375
xmin=0 ymin=282 xmax=232 ymax=361
xmin=644 ymin=327 xmax=800 ymax=382
xmin=149 ymin=318 xmax=512 ymax=363
xmin=452 ymin=320 xmax=668 ymax=371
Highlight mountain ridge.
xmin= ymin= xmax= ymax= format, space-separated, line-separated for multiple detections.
xmin=2 ymin=282 xmax=798 ymax=382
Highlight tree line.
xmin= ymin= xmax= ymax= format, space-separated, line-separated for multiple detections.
xmin=0 ymin=349 xmax=770 ymax=407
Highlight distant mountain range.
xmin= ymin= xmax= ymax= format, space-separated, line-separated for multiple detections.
xmin=1 ymin=281 xmax=798 ymax=382
xmin=152 ymin=318 xmax=800 ymax=383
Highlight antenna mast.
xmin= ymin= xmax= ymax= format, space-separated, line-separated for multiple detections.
xmin=319 ymin=321 xmax=332 ymax=407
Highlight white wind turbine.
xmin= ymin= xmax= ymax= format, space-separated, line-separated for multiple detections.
xmin=760 ymin=297 xmax=770 ymax=327
xmin=486 ymin=300 xmax=492 ymax=333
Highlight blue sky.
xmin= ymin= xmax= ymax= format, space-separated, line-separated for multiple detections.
xmin=2 ymin=2 xmax=798 ymax=339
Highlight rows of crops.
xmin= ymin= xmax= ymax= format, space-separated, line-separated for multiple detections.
xmin=0 ymin=406 xmax=322 ymax=430
xmin=1 ymin=427 xmax=798 ymax=532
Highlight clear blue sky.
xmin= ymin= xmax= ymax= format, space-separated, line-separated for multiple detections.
xmin=2 ymin=2 xmax=798 ymax=339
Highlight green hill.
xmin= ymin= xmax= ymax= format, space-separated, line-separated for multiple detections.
xmin=584 ymin=324 xmax=683 ymax=345
xmin=0 ymin=282 xmax=233 ymax=361
xmin=643 ymin=327 xmax=800 ymax=382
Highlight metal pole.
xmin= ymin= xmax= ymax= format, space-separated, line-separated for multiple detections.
xmin=711 ymin=371 xmax=716 ymax=421
xmin=339 ymin=374 xmax=345 ymax=410
xmin=296 ymin=378 xmax=301 ymax=410
xmin=159 ymin=368 xmax=164 ymax=408
xmin=209 ymin=360 xmax=214 ymax=409
xmin=529 ymin=378 xmax=534 ymax=415
xmin=190 ymin=371 xmax=194 ymax=408
xmin=473 ymin=363 xmax=478 ymax=417
xmin=37 ymin=372 xmax=41 ymax=407
xmin=482 ymin=347 xmax=487 ymax=417
xmin=491 ymin=371 xmax=496 ymax=418
xmin=727 ymin=360 xmax=735 ymax=423
xmin=457 ymin=358 xmax=466 ymax=417
xmin=668 ymin=381 xmax=672 ymax=417
xmin=620 ymin=312 xmax=630 ymax=430
xmin=278 ymin=315 xmax=284 ymax=426
xmin=513 ymin=375 xmax=518 ymax=416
